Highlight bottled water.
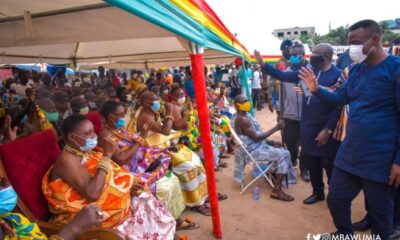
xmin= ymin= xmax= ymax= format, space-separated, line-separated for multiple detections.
xmin=253 ymin=183 xmax=260 ymax=201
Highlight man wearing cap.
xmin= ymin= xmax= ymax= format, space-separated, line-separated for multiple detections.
xmin=267 ymin=40 xmax=293 ymax=112
xmin=280 ymin=43 xmax=310 ymax=183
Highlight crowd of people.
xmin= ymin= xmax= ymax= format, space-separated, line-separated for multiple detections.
xmin=0 ymin=19 xmax=399 ymax=240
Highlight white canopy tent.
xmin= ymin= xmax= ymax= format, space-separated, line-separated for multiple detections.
xmin=0 ymin=0 xmax=235 ymax=68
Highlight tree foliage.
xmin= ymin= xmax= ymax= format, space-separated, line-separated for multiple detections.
xmin=299 ymin=22 xmax=399 ymax=46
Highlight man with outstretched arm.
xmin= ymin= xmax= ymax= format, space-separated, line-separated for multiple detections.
xmin=299 ymin=19 xmax=400 ymax=239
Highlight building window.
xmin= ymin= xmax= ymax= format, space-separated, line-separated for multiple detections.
xmin=294 ymin=31 xmax=298 ymax=35
xmin=287 ymin=31 xmax=291 ymax=35
xmin=301 ymin=31 xmax=308 ymax=36
xmin=277 ymin=32 xmax=284 ymax=37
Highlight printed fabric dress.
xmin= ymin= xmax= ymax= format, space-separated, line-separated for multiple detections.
xmin=42 ymin=148 xmax=176 ymax=240
xmin=108 ymin=128 xmax=171 ymax=193
xmin=233 ymin=114 xmax=296 ymax=185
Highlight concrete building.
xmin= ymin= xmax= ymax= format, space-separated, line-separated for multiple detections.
xmin=272 ymin=26 xmax=315 ymax=40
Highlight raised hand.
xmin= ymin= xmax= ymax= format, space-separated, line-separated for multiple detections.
xmin=3 ymin=115 xmax=17 ymax=142
xmin=298 ymin=67 xmax=318 ymax=93
xmin=254 ymin=50 xmax=264 ymax=66
xmin=97 ymin=138 xmax=115 ymax=158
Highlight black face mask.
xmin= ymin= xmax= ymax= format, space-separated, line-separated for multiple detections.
xmin=310 ymin=55 xmax=325 ymax=70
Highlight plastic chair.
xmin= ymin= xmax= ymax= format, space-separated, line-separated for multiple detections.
xmin=228 ymin=125 xmax=276 ymax=195
xmin=0 ymin=130 xmax=124 ymax=239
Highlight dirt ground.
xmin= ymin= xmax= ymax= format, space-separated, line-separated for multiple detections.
xmin=181 ymin=109 xmax=366 ymax=240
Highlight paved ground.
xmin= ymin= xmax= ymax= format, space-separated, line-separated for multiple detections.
xmin=181 ymin=109 xmax=366 ymax=240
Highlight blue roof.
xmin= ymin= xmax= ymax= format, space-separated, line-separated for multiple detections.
xmin=386 ymin=19 xmax=400 ymax=29
xmin=387 ymin=20 xmax=397 ymax=29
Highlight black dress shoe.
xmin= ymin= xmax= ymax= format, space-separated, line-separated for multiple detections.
xmin=352 ymin=216 xmax=371 ymax=232
xmin=390 ymin=224 xmax=400 ymax=240
xmin=303 ymin=193 xmax=325 ymax=205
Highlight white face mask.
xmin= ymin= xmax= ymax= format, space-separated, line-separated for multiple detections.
xmin=177 ymin=97 xmax=186 ymax=105
xmin=79 ymin=106 xmax=89 ymax=115
xmin=125 ymin=94 xmax=132 ymax=101
xmin=349 ymin=40 xmax=373 ymax=64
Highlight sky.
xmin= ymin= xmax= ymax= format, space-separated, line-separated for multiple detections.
xmin=208 ymin=0 xmax=399 ymax=52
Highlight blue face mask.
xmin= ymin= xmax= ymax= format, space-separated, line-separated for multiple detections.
xmin=43 ymin=111 xmax=60 ymax=122
xmin=151 ymin=100 xmax=161 ymax=113
xmin=290 ymin=55 xmax=302 ymax=65
xmin=74 ymin=134 xmax=98 ymax=152
xmin=0 ymin=186 xmax=18 ymax=215
xmin=115 ymin=118 xmax=125 ymax=128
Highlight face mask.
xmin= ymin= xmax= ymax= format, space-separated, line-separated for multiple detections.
xmin=151 ymin=100 xmax=161 ymax=113
xmin=115 ymin=118 xmax=125 ymax=128
xmin=215 ymin=88 xmax=221 ymax=95
xmin=0 ymin=186 xmax=18 ymax=215
xmin=74 ymin=134 xmax=97 ymax=152
xmin=125 ymin=94 xmax=132 ymax=102
xmin=43 ymin=111 xmax=60 ymax=122
xmin=74 ymin=82 xmax=82 ymax=87
xmin=237 ymin=101 xmax=251 ymax=112
xmin=349 ymin=40 xmax=373 ymax=64
xmin=177 ymin=97 xmax=186 ymax=105
xmin=132 ymin=74 xmax=138 ymax=79
xmin=310 ymin=55 xmax=326 ymax=70
xmin=79 ymin=107 xmax=89 ymax=115
xmin=163 ymin=90 xmax=169 ymax=95
xmin=290 ymin=55 xmax=302 ymax=65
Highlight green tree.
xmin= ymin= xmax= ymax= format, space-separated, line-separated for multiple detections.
xmin=380 ymin=20 xmax=400 ymax=45
xmin=300 ymin=33 xmax=322 ymax=48
xmin=325 ymin=26 xmax=349 ymax=45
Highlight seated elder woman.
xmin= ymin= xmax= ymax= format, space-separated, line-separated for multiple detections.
xmin=42 ymin=114 xmax=176 ymax=239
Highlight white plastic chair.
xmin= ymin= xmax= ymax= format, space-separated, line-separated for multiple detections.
xmin=229 ymin=125 xmax=275 ymax=195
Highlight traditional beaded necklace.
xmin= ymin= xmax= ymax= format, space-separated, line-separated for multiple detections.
xmin=64 ymin=145 xmax=89 ymax=165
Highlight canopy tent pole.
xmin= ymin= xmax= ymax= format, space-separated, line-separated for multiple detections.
xmin=189 ymin=42 xmax=222 ymax=239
